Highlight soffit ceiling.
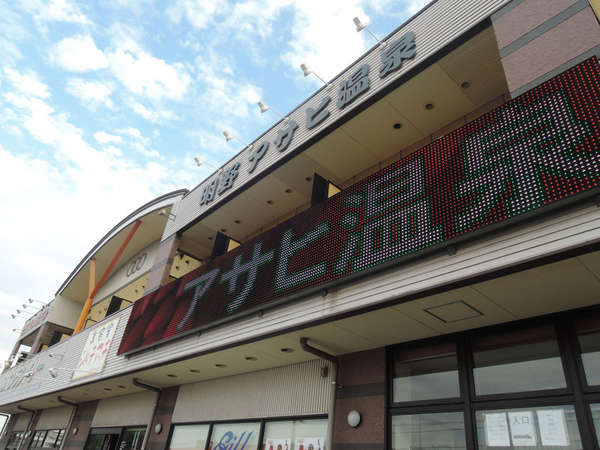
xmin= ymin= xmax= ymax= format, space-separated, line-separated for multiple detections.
xmin=179 ymin=25 xmax=508 ymax=258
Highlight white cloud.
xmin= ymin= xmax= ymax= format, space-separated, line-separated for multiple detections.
xmin=93 ymin=131 xmax=123 ymax=144
xmin=132 ymin=102 xmax=177 ymax=123
xmin=20 ymin=0 xmax=91 ymax=25
xmin=66 ymin=78 xmax=114 ymax=108
xmin=108 ymin=43 xmax=191 ymax=101
xmin=51 ymin=35 xmax=109 ymax=72
xmin=4 ymin=68 xmax=50 ymax=98
xmin=116 ymin=126 xmax=144 ymax=140
xmin=167 ymin=0 xmax=229 ymax=29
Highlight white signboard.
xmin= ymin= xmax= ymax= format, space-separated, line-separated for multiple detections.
xmin=537 ymin=409 xmax=570 ymax=446
xmin=294 ymin=437 xmax=324 ymax=450
xmin=485 ymin=413 xmax=510 ymax=447
xmin=508 ymin=411 xmax=536 ymax=446
xmin=72 ymin=317 xmax=119 ymax=380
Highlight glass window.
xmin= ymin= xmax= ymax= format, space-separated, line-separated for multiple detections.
xmin=209 ymin=423 xmax=261 ymax=450
xmin=592 ymin=403 xmax=600 ymax=445
xmin=476 ymin=405 xmax=582 ymax=449
xmin=392 ymin=341 xmax=460 ymax=403
xmin=30 ymin=430 xmax=47 ymax=448
xmin=472 ymin=326 xmax=566 ymax=396
xmin=262 ymin=419 xmax=327 ymax=450
xmin=7 ymin=432 xmax=24 ymax=450
xmin=578 ymin=331 xmax=600 ymax=386
xmin=169 ymin=424 xmax=210 ymax=450
xmin=391 ymin=412 xmax=466 ymax=450
xmin=42 ymin=429 xmax=61 ymax=448
xmin=118 ymin=427 xmax=145 ymax=450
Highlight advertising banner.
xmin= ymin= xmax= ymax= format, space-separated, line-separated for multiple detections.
xmin=119 ymin=58 xmax=600 ymax=355
xmin=73 ymin=317 xmax=119 ymax=379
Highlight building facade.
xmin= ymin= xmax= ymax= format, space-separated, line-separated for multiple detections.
xmin=2 ymin=0 xmax=600 ymax=449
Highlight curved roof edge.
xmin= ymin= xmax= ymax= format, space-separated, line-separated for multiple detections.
xmin=56 ymin=189 xmax=188 ymax=296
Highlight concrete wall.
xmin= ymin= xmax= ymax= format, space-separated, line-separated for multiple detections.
xmin=332 ymin=348 xmax=386 ymax=450
xmin=493 ymin=0 xmax=600 ymax=96
xmin=35 ymin=406 xmax=71 ymax=430
xmin=47 ymin=296 xmax=81 ymax=331
xmin=91 ymin=391 xmax=155 ymax=428
xmin=172 ymin=359 xmax=334 ymax=423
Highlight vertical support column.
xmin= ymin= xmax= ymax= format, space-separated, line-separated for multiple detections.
xmin=61 ymin=400 xmax=99 ymax=450
xmin=210 ymin=232 xmax=230 ymax=260
xmin=332 ymin=347 xmax=386 ymax=450
xmin=145 ymin=386 xmax=180 ymax=450
xmin=4 ymin=339 xmax=22 ymax=372
xmin=311 ymin=173 xmax=329 ymax=206
xmin=30 ymin=323 xmax=51 ymax=355
xmin=143 ymin=235 xmax=180 ymax=296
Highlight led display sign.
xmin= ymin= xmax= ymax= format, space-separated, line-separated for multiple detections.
xmin=118 ymin=58 xmax=600 ymax=355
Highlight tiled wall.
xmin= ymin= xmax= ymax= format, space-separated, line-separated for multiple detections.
xmin=493 ymin=0 xmax=600 ymax=96
xmin=332 ymin=348 xmax=386 ymax=450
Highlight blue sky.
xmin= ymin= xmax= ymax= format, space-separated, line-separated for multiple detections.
xmin=0 ymin=0 xmax=427 ymax=360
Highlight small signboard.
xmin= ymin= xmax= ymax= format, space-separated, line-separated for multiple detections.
xmin=72 ymin=317 xmax=119 ymax=380
xmin=485 ymin=413 xmax=510 ymax=447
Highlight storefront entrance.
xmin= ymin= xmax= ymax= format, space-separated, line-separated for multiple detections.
xmin=84 ymin=427 xmax=145 ymax=450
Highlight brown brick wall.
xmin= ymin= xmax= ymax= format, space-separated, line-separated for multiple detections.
xmin=62 ymin=401 xmax=98 ymax=450
xmin=146 ymin=386 xmax=179 ymax=450
xmin=493 ymin=0 xmax=600 ymax=96
xmin=332 ymin=348 xmax=386 ymax=450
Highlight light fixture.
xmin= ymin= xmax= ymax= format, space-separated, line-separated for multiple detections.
xmin=28 ymin=298 xmax=46 ymax=305
xmin=425 ymin=103 xmax=434 ymax=110
xmin=72 ymin=427 xmax=79 ymax=435
xmin=300 ymin=63 xmax=332 ymax=89
xmin=347 ymin=410 xmax=361 ymax=428
xmin=194 ymin=157 xmax=223 ymax=174
xmin=158 ymin=209 xmax=176 ymax=221
xmin=11 ymin=314 xmax=29 ymax=320
xmin=16 ymin=309 xmax=32 ymax=315
xmin=353 ymin=16 xmax=386 ymax=48
xmin=280 ymin=348 xmax=294 ymax=353
xmin=11 ymin=328 xmax=22 ymax=333
xmin=154 ymin=424 xmax=163 ymax=434
xmin=257 ymin=100 xmax=289 ymax=123
xmin=223 ymin=130 xmax=253 ymax=152
xmin=393 ymin=123 xmax=402 ymax=129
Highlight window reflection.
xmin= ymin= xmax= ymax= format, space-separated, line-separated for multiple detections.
xmin=263 ymin=419 xmax=327 ymax=450
xmin=578 ymin=331 xmax=600 ymax=386
xmin=591 ymin=404 xmax=600 ymax=446
xmin=391 ymin=412 xmax=466 ymax=450
xmin=169 ymin=424 xmax=210 ymax=450
xmin=392 ymin=341 xmax=460 ymax=402
xmin=472 ymin=326 xmax=566 ymax=396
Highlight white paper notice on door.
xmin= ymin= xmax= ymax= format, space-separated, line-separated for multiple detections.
xmin=508 ymin=411 xmax=536 ymax=446
xmin=537 ymin=409 xmax=570 ymax=446
xmin=485 ymin=412 xmax=510 ymax=447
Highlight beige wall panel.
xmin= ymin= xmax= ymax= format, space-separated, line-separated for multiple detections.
xmin=173 ymin=359 xmax=333 ymax=422
xmin=493 ymin=0 xmax=578 ymax=48
xmin=500 ymin=7 xmax=600 ymax=93
xmin=35 ymin=406 xmax=72 ymax=430
xmin=92 ymin=391 xmax=155 ymax=428
xmin=47 ymin=296 xmax=81 ymax=330
xmin=13 ymin=413 xmax=31 ymax=431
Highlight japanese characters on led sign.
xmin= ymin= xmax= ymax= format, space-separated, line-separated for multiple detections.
xmin=199 ymin=32 xmax=417 ymax=205
xmin=118 ymin=58 xmax=600 ymax=356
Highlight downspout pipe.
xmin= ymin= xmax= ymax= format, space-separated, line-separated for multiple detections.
xmin=133 ymin=378 xmax=161 ymax=450
xmin=56 ymin=397 xmax=78 ymax=450
xmin=16 ymin=406 xmax=36 ymax=450
xmin=300 ymin=338 xmax=339 ymax=450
